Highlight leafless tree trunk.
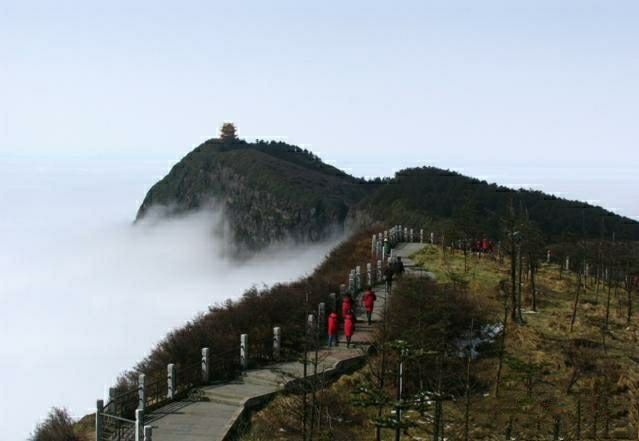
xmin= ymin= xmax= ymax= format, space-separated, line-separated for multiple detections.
xmin=570 ymin=272 xmax=582 ymax=332
xmin=530 ymin=258 xmax=538 ymax=311
xmin=517 ymin=246 xmax=524 ymax=322
xmin=495 ymin=286 xmax=509 ymax=398
xmin=464 ymin=320 xmax=474 ymax=441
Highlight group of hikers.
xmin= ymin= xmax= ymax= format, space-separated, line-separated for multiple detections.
xmin=326 ymin=254 xmax=405 ymax=348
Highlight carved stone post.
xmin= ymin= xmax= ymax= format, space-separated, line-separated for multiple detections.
xmin=547 ymin=250 xmax=551 ymax=264
xmin=95 ymin=399 xmax=103 ymax=441
xmin=348 ymin=270 xmax=355 ymax=293
xmin=240 ymin=334 xmax=248 ymax=370
xmin=377 ymin=259 xmax=383 ymax=281
xmin=367 ymin=262 xmax=373 ymax=286
xmin=565 ymin=256 xmax=570 ymax=271
xmin=420 ymin=229 xmax=424 ymax=243
xmin=135 ymin=409 xmax=144 ymax=441
xmin=138 ymin=374 xmax=145 ymax=411
xmin=201 ymin=348 xmax=210 ymax=384
xmin=167 ymin=364 xmax=176 ymax=399
xmin=355 ymin=266 xmax=361 ymax=292
xmin=144 ymin=426 xmax=153 ymax=441
xmin=430 ymin=232 xmax=435 ymax=244
xmin=318 ymin=303 xmax=326 ymax=337
xmin=273 ymin=326 xmax=281 ymax=361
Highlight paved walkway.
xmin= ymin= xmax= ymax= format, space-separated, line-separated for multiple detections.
xmin=148 ymin=242 xmax=425 ymax=441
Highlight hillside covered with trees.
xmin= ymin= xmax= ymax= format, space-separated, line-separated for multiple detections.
xmin=137 ymin=125 xmax=639 ymax=249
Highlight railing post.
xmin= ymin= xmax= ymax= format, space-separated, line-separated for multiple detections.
xmin=372 ymin=235 xmax=377 ymax=256
xmin=367 ymin=262 xmax=373 ymax=286
xmin=135 ymin=409 xmax=144 ymax=441
xmin=240 ymin=334 xmax=248 ymax=370
xmin=430 ymin=232 xmax=435 ymax=244
xmin=420 ymin=229 xmax=424 ymax=243
xmin=404 ymin=227 xmax=408 ymax=242
xmin=273 ymin=327 xmax=281 ymax=361
xmin=565 ymin=256 xmax=570 ymax=271
xmin=377 ymin=259 xmax=383 ymax=281
xmin=138 ymin=374 xmax=145 ymax=411
xmin=167 ymin=364 xmax=176 ymax=399
xmin=547 ymin=249 xmax=551 ymax=264
xmin=201 ymin=348 xmax=210 ymax=384
xmin=349 ymin=269 xmax=356 ymax=293
xmin=410 ymin=228 xmax=414 ymax=243
xmin=318 ymin=303 xmax=326 ymax=337
xmin=144 ymin=425 xmax=153 ymax=441
xmin=95 ymin=399 xmax=103 ymax=441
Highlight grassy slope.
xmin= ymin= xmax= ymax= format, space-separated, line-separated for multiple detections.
xmin=411 ymin=245 xmax=639 ymax=438
xmin=245 ymin=245 xmax=639 ymax=440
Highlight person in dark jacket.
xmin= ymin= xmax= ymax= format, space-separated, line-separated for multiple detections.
xmin=393 ymin=257 xmax=405 ymax=276
xmin=361 ymin=287 xmax=377 ymax=325
xmin=384 ymin=266 xmax=394 ymax=293
xmin=344 ymin=313 xmax=354 ymax=347
xmin=327 ymin=312 xmax=339 ymax=347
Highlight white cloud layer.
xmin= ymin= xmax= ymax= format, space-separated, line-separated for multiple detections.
xmin=0 ymin=159 xmax=341 ymax=440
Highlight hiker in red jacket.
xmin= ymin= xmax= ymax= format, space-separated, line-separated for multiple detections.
xmin=327 ymin=312 xmax=339 ymax=347
xmin=344 ymin=313 xmax=355 ymax=348
xmin=361 ymin=287 xmax=377 ymax=325
xmin=342 ymin=293 xmax=353 ymax=318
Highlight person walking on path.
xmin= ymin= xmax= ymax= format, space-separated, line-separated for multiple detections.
xmin=384 ymin=265 xmax=394 ymax=294
xmin=384 ymin=237 xmax=391 ymax=258
xmin=344 ymin=313 xmax=354 ymax=348
xmin=393 ymin=256 xmax=405 ymax=276
xmin=327 ymin=312 xmax=339 ymax=347
xmin=361 ymin=287 xmax=377 ymax=325
xmin=342 ymin=293 xmax=354 ymax=317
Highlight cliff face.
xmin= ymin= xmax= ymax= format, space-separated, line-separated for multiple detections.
xmin=137 ymin=139 xmax=373 ymax=251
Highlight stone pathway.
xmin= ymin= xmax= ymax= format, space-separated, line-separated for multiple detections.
xmin=148 ymin=242 xmax=424 ymax=441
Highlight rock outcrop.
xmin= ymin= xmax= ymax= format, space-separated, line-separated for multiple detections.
xmin=137 ymin=139 xmax=374 ymax=251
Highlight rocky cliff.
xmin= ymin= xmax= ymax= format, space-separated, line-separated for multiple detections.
xmin=137 ymin=139 xmax=374 ymax=251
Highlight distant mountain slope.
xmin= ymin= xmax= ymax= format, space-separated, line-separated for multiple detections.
xmin=136 ymin=139 xmax=375 ymax=250
xmin=137 ymin=139 xmax=639 ymax=250
xmin=359 ymin=167 xmax=639 ymax=241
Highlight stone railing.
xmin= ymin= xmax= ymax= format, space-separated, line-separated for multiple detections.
xmin=95 ymin=327 xmax=283 ymax=441
xmin=96 ymin=224 xmax=433 ymax=441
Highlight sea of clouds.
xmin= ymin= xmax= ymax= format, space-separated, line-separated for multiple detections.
xmin=0 ymin=157 xmax=342 ymax=441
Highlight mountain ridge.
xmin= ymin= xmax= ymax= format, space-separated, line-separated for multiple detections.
xmin=137 ymin=137 xmax=639 ymax=248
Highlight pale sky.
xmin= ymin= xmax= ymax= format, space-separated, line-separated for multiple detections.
xmin=2 ymin=0 xmax=638 ymax=217
xmin=1 ymin=3 xmax=639 ymax=438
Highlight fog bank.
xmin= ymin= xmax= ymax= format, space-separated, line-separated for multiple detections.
xmin=0 ymin=158 xmax=341 ymax=440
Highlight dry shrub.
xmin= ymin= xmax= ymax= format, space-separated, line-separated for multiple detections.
xmin=111 ymin=228 xmax=382 ymax=398
xmin=250 ymin=375 xmax=363 ymax=441
xmin=30 ymin=408 xmax=85 ymax=441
